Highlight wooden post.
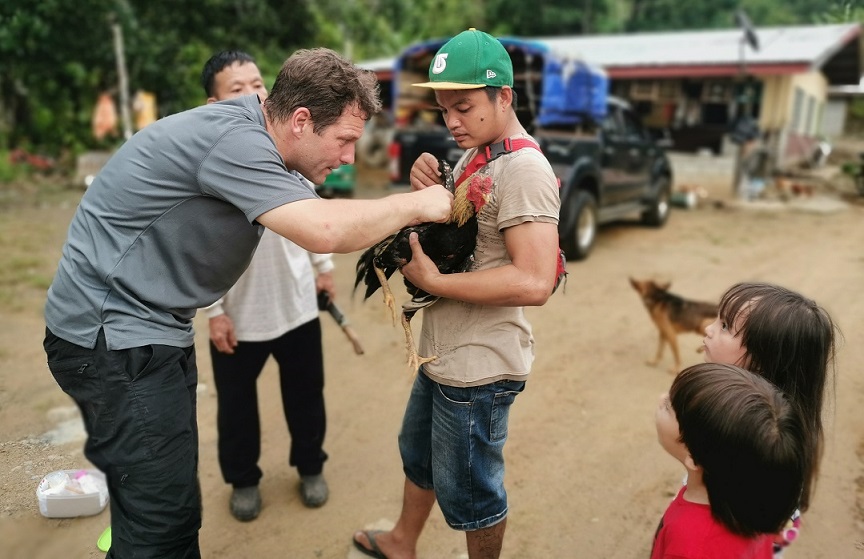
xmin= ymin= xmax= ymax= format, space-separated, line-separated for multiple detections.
xmin=732 ymin=38 xmax=746 ymax=198
xmin=111 ymin=18 xmax=133 ymax=140
xmin=732 ymin=10 xmax=759 ymax=198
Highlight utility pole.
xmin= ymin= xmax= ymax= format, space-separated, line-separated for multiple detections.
xmin=110 ymin=15 xmax=133 ymax=140
xmin=731 ymin=9 xmax=760 ymax=197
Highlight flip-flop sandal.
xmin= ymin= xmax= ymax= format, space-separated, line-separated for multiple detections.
xmin=352 ymin=529 xmax=388 ymax=559
xmin=97 ymin=526 xmax=111 ymax=552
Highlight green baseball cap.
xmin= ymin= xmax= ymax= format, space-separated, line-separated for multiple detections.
xmin=413 ymin=28 xmax=513 ymax=90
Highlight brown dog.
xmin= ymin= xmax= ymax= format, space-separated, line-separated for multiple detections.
xmin=629 ymin=278 xmax=718 ymax=373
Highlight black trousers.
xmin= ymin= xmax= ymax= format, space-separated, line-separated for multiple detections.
xmin=210 ymin=318 xmax=327 ymax=488
xmin=44 ymin=327 xmax=200 ymax=559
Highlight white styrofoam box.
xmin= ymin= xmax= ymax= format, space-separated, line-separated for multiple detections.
xmin=36 ymin=469 xmax=109 ymax=518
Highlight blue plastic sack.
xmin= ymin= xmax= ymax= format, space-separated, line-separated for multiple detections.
xmin=538 ymin=58 xmax=608 ymax=126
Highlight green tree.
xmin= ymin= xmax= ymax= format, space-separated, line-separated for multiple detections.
xmin=486 ymin=0 xmax=615 ymax=36
xmin=627 ymin=0 xmax=738 ymax=31
xmin=122 ymin=0 xmax=315 ymax=115
xmin=305 ymin=0 xmax=487 ymax=60
xmin=0 ymin=0 xmax=316 ymax=155
xmin=624 ymin=0 xmax=846 ymax=31
xmin=0 ymin=0 xmax=119 ymax=152
xmin=815 ymin=0 xmax=864 ymax=23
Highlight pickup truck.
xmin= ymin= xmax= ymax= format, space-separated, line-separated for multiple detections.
xmin=387 ymin=38 xmax=673 ymax=261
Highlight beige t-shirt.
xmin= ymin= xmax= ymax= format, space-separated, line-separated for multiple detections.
xmin=419 ymin=137 xmax=560 ymax=387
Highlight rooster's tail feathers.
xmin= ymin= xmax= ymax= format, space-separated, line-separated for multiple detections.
xmin=355 ymin=243 xmax=401 ymax=301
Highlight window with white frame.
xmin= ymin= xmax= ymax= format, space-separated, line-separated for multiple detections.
xmin=790 ymin=87 xmax=804 ymax=133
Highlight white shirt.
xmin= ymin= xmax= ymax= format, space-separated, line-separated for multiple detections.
xmin=203 ymin=228 xmax=333 ymax=341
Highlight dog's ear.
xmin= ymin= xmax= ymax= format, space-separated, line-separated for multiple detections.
xmin=656 ymin=280 xmax=672 ymax=291
xmin=629 ymin=278 xmax=645 ymax=293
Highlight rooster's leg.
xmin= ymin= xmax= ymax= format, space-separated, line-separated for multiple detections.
xmin=373 ymin=265 xmax=398 ymax=326
xmin=401 ymin=310 xmax=438 ymax=372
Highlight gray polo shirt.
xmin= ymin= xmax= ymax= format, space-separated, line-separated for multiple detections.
xmin=45 ymin=94 xmax=316 ymax=351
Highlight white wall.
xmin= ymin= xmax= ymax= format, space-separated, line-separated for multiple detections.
xmin=821 ymin=99 xmax=848 ymax=137
xmin=668 ymin=151 xmax=736 ymax=194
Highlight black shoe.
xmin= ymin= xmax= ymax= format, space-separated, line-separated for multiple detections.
xmin=230 ymin=486 xmax=261 ymax=521
xmin=299 ymin=474 xmax=329 ymax=508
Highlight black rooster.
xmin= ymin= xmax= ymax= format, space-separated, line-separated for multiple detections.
xmin=355 ymin=160 xmax=481 ymax=370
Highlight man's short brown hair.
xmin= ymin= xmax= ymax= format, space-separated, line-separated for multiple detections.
xmin=265 ymin=48 xmax=381 ymax=132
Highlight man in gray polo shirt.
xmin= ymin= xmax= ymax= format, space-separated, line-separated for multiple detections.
xmin=43 ymin=48 xmax=452 ymax=558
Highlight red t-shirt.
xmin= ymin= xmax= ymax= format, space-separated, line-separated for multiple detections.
xmin=651 ymin=486 xmax=773 ymax=559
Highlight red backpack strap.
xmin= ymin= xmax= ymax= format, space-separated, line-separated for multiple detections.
xmin=454 ymin=138 xmax=543 ymax=187
xmin=452 ymin=137 xmax=566 ymax=289
xmin=487 ymin=138 xmax=542 ymax=160
xmin=454 ymin=150 xmax=488 ymax=188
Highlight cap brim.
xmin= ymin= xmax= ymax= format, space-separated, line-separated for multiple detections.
xmin=412 ymin=82 xmax=487 ymax=90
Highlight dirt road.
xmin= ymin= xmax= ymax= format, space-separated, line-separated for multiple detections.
xmin=1 ymin=174 xmax=863 ymax=558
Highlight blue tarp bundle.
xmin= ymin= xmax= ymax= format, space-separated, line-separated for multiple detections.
xmin=538 ymin=58 xmax=609 ymax=127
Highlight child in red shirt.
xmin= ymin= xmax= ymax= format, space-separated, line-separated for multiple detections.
xmin=651 ymin=363 xmax=808 ymax=559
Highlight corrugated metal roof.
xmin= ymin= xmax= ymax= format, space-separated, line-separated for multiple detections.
xmin=530 ymin=23 xmax=861 ymax=69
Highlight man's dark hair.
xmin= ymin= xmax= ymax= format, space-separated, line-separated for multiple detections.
xmin=264 ymin=48 xmax=381 ymax=133
xmin=484 ymin=86 xmax=518 ymax=109
xmin=201 ymin=50 xmax=257 ymax=97
xmin=670 ymin=363 xmax=808 ymax=537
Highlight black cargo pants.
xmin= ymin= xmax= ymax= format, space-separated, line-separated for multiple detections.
xmin=44 ymin=328 xmax=201 ymax=558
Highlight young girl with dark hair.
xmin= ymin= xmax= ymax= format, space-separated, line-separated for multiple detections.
xmin=703 ymin=282 xmax=838 ymax=554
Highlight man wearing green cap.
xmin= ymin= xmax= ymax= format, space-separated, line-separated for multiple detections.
xmin=353 ymin=29 xmax=561 ymax=559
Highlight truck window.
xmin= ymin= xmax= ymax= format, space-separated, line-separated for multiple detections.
xmin=601 ymin=109 xmax=623 ymax=138
xmin=622 ymin=110 xmax=650 ymax=142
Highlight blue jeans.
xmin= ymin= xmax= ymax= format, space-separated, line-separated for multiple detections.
xmin=398 ymin=369 xmax=525 ymax=531
xmin=44 ymin=328 xmax=201 ymax=559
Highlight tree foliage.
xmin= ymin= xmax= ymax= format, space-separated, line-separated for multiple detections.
xmin=815 ymin=0 xmax=864 ymax=23
xmin=486 ymin=0 xmax=616 ymax=36
xmin=623 ymin=0 xmax=854 ymax=31
xmin=305 ymin=0 xmax=487 ymax=60
xmin=0 ymin=0 xmax=315 ymax=154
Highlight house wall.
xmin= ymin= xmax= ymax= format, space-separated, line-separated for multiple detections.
xmin=776 ymin=72 xmax=828 ymax=168
xmin=787 ymin=72 xmax=828 ymax=133
xmin=821 ymin=98 xmax=848 ymax=137
xmin=759 ymin=75 xmax=791 ymax=130
xmin=668 ymin=151 xmax=736 ymax=191
xmin=634 ymin=71 xmax=835 ymax=172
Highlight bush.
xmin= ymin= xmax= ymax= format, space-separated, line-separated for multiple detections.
xmin=0 ymin=151 xmax=26 ymax=183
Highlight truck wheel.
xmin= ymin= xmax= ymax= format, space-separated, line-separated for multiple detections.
xmin=642 ymin=175 xmax=671 ymax=227
xmin=561 ymin=190 xmax=597 ymax=261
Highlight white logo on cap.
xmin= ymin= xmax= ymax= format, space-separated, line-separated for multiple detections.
xmin=432 ymin=54 xmax=448 ymax=75
xmin=486 ymin=70 xmax=497 ymax=79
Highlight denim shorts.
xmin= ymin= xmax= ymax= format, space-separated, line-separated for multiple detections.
xmin=398 ymin=369 xmax=525 ymax=531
